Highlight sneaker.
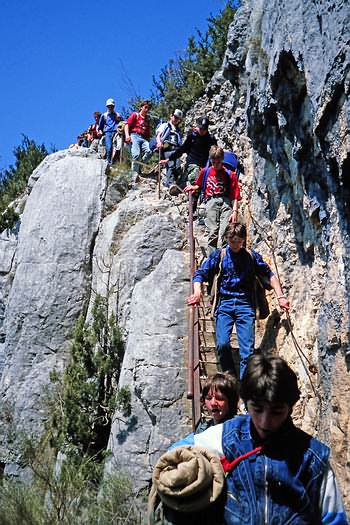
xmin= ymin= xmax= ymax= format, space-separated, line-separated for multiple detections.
xmin=169 ymin=184 xmax=182 ymax=196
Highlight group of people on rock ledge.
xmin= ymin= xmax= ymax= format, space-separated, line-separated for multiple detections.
xmin=71 ymin=97 xmax=216 ymax=186
xmin=74 ymin=99 xmax=291 ymax=383
xmin=72 ymin=98 xmax=348 ymax=524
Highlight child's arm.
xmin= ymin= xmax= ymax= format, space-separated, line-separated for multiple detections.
xmin=319 ymin=464 xmax=349 ymax=524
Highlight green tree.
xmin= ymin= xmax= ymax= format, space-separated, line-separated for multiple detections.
xmin=0 ymin=135 xmax=50 ymax=214
xmin=151 ymin=1 xmax=238 ymax=120
xmin=0 ymin=207 xmax=20 ymax=234
xmin=0 ymin=296 xmax=139 ymax=525
xmin=49 ymin=294 xmax=130 ymax=460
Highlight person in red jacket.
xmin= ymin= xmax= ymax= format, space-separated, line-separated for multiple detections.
xmin=124 ymin=99 xmax=152 ymax=174
xmin=185 ymin=145 xmax=241 ymax=253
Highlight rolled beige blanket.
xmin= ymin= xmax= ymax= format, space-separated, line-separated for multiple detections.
xmin=148 ymin=445 xmax=225 ymax=521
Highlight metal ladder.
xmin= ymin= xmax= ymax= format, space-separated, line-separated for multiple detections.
xmin=187 ymin=193 xmax=239 ymax=431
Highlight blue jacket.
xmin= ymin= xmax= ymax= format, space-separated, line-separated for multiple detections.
xmin=170 ymin=416 xmax=348 ymax=524
xmin=193 ymin=247 xmax=273 ymax=302
xmin=99 ymin=111 xmax=121 ymax=133
xmin=222 ymin=415 xmax=330 ymax=525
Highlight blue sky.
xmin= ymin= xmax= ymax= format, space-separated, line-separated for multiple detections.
xmin=0 ymin=0 xmax=230 ymax=170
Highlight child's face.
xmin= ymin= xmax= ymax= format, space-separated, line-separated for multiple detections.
xmin=204 ymin=388 xmax=230 ymax=424
xmin=211 ymin=157 xmax=223 ymax=171
xmin=227 ymin=235 xmax=245 ymax=253
xmin=247 ymin=400 xmax=290 ymax=440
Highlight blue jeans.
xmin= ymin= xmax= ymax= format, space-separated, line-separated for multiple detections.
xmin=131 ymin=133 xmax=151 ymax=173
xmin=162 ymin=150 xmax=181 ymax=186
xmin=104 ymin=132 xmax=115 ymax=164
xmin=215 ymin=295 xmax=255 ymax=378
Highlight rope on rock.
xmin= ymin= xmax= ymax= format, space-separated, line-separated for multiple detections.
xmin=241 ymin=185 xmax=320 ymax=404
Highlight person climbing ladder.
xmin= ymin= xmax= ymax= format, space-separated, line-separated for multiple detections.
xmin=187 ymin=222 xmax=289 ymax=378
xmin=185 ymin=145 xmax=241 ymax=253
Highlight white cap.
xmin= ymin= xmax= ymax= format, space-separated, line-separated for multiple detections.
xmin=173 ymin=109 xmax=183 ymax=119
xmin=106 ymin=98 xmax=115 ymax=107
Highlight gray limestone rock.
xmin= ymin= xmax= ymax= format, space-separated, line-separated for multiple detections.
xmin=0 ymin=151 xmax=106 ymax=455
xmin=0 ymin=140 xmax=190 ymax=486
xmin=88 ymin=184 xmax=188 ymax=489
xmin=105 ymin=249 xmax=189 ymax=488
xmin=0 ymin=231 xmax=18 ymax=374
xmin=89 ymin=187 xmax=185 ymax=330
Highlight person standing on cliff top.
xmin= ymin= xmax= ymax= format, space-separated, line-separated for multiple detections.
xmin=98 ymin=98 xmax=122 ymax=165
xmin=124 ymin=99 xmax=152 ymax=174
xmin=87 ymin=111 xmax=102 ymax=150
xmin=160 ymin=116 xmax=217 ymax=192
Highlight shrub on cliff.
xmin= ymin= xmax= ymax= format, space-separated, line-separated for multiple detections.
xmin=0 ymin=135 xmax=50 ymax=214
xmin=48 ymin=294 xmax=131 ymax=460
xmin=0 ymin=446 xmax=142 ymax=525
xmin=0 ymin=207 xmax=20 ymax=234
xmin=0 ymin=295 xmax=139 ymax=524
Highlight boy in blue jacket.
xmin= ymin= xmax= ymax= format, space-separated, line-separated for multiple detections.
xmin=172 ymin=354 xmax=348 ymax=524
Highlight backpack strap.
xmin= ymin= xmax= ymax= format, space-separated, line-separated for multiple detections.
xmin=221 ymin=446 xmax=263 ymax=473
xmin=200 ymin=167 xmax=211 ymax=203
xmin=210 ymin=248 xmax=226 ymax=317
xmin=160 ymin=122 xmax=171 ymax=143
xmin=223 ymin=167 xmax=232 ymax=193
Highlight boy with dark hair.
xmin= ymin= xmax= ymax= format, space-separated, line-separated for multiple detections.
xmin=198 ymin=372 xmax=239 ymax=431
xmin=185 ymin=145 xmax=241 ymax=253
xmin=180 ymin=354 xmax=348 ymax=524
xmin=125 ymin=99 xmax=152 ymax=173
xmin=188 ymin=222 xmax=289 ymax=378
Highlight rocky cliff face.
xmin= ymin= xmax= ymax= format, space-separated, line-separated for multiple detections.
xmin=187 ymin=0 xmax=349 ymax=506
xmin=0 ymin=148 xmax=190 ymax=481
xmin=0 ymin=149 xmax=106 ymax=468
xmin=89 ymin=176 xmax=189 ymax=488
xmin=0 ymin=0 xmax=349 ymax=511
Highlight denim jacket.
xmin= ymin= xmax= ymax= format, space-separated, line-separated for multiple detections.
xmin=222 ymin=415 xmax=329 ymax=525
xmin=193 ymin=247 xmax=273 ymax=301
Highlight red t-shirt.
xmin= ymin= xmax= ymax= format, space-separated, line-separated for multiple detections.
xmin=195 ymin=167 xmax=241 ymax=202
xmin=127 ymin=112 xmax=151 ymax=139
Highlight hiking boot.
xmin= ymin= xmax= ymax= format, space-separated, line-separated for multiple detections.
xmin=169 ymin=184 xmax=182 ymax=196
